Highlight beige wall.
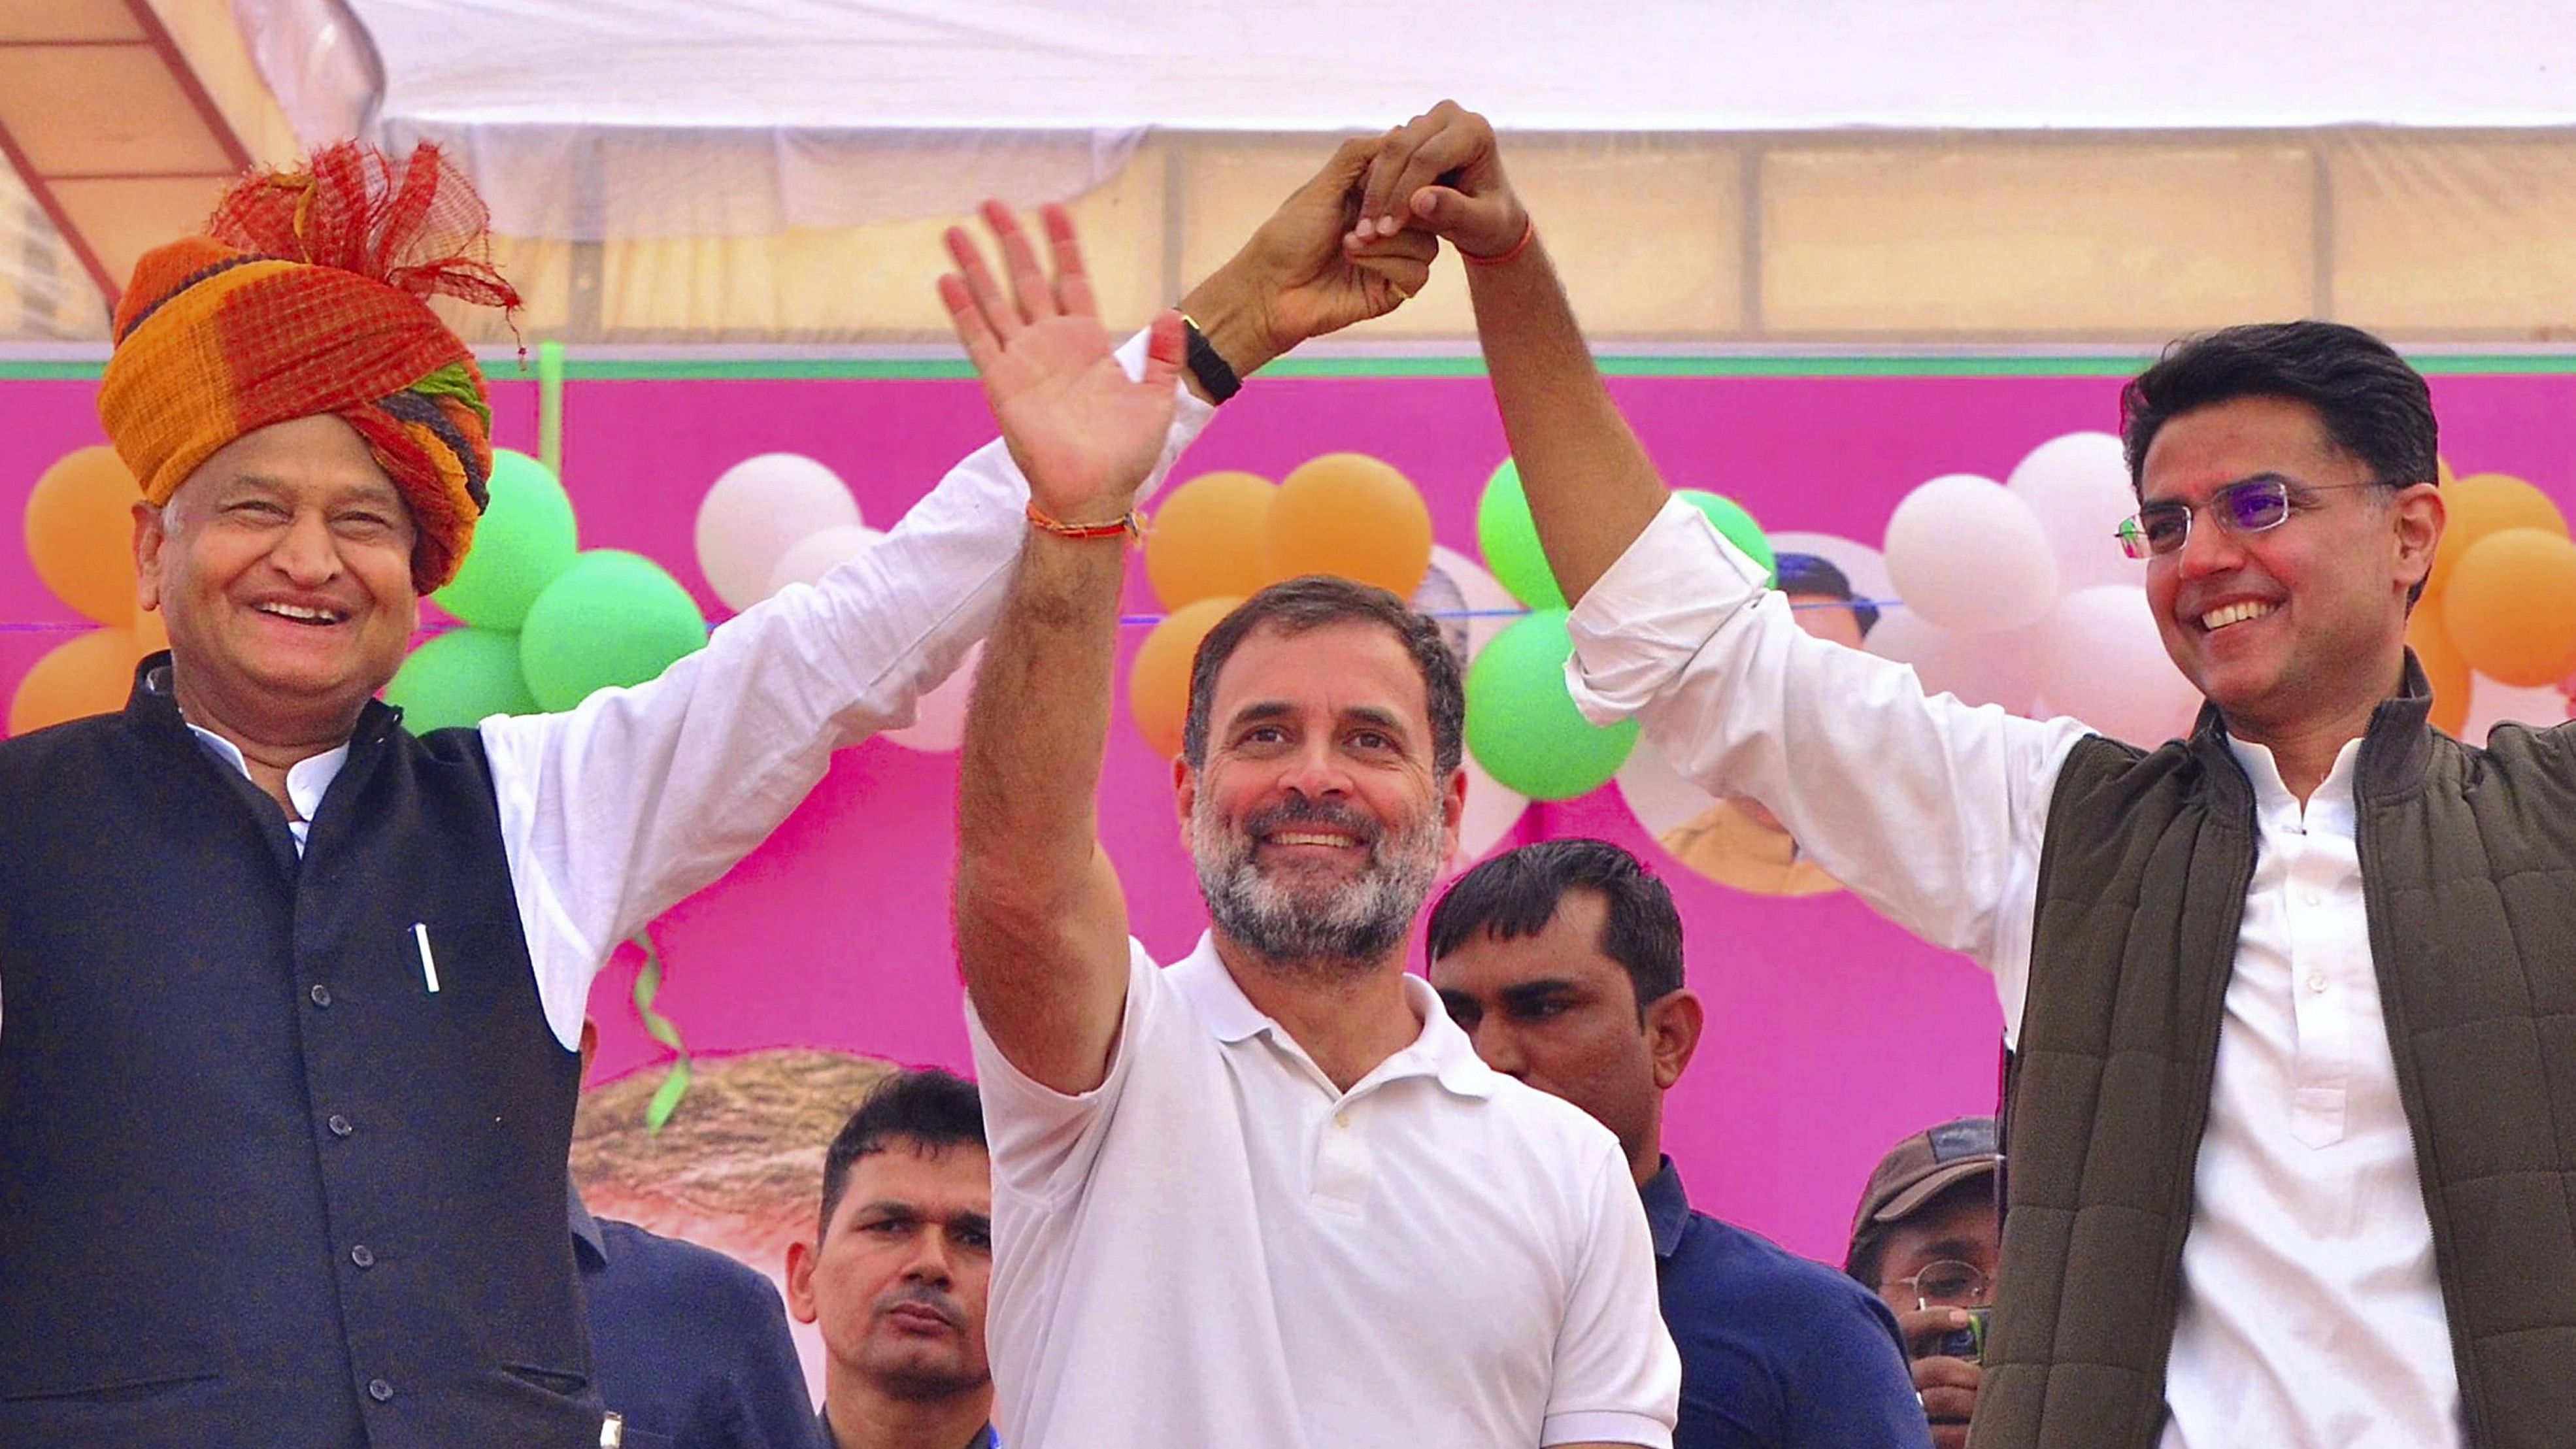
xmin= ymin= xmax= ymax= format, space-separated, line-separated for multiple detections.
xmin=17 ymin=127 xmax=2576 ymax=345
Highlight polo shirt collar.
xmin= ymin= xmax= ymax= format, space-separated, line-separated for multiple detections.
xmin=1641 ymin=1155 xmax=1691 ymax=1259
xmin=1168 ymin=931 xmax=1497 ymax=1100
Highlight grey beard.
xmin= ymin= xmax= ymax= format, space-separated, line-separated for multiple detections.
xmin=1192 ymin=794 xmax=1445 ymax=978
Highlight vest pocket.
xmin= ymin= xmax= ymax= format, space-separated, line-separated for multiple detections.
xmin=0 ymin=1363 xmax=220 ymax=1401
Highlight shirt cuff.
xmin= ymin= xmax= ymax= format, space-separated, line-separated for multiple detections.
xmin=1563 ymin=496 xmax=1771 ymax=726
xmin=1114 ymin=331 xmax=1216 ymax=504
xmin=1541 ymin=1410 xmax=1675 ymax=1448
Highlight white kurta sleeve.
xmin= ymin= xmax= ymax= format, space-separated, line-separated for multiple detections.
xmin=1565 ymin=497 xmax=2093 ymax=1042
xmin=480 ymin=341 xmax=1214 ymax=1048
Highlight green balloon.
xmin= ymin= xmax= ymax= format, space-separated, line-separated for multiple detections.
xmin=518 ymin=550 xmax=709 ymax=712
xmin=1464 ymin=608 xmax=1639 ymax=801
xmin=1676 ymin=489 xmax=1775 ymax=584
xmin=1475 ymin=459 xmax=1567 ymax=610
xmin=384 ymin=626 xmax=539 ymax=733
xmin=435 ymin=450 xmax=578 ymax=631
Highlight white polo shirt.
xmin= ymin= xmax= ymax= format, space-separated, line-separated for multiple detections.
xmin=967 ymin=932 xmax=1679 ymax=1449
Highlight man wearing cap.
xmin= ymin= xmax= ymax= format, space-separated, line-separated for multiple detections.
xmin=0 ymin=140 xmax=1427 ymax=1448
xmin=1847 ymin=1120 xmax=2004 ymax=1449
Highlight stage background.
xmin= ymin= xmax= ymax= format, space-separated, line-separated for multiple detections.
xmin=8 ymin=354 xmax=2574 ymax=1263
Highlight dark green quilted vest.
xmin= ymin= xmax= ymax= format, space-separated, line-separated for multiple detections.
xmin=1975 ymin=667 xmax=2576 ymax=1449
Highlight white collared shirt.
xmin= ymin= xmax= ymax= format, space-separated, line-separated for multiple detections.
xmin=967 ymin=933 xmax=1681 ymax=1449
xmin=1564 ymin=497 xmax=2459 ymax=1449
xmin=34 ymin=335 xmax=1211 ymax=1052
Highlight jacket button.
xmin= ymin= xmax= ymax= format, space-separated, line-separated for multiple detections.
xmin=327 ymin=1114 xmax=354 ymax=1138
xmin=367 ymin=1378 xmax=393 ymax=1403
xmin=350 ymin=1244 xmax=375 ymax=1269
xmin=309 ymin=984 xmax=332 ymax=1008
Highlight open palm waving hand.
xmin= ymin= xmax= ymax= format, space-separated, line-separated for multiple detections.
xmin=939 ymin=202 xmax=1186 ymax=527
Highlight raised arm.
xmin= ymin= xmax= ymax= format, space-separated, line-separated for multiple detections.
xmin=949 ymin=203 xmax=1174 ymax=1096
xmin=1358 ymin=104 xmax=2090 ymax=1027
xmin=1354 ymin=101 xmax=1666 ymax=605
xmin=956 ymin=151 xmax=1437 ymax=1095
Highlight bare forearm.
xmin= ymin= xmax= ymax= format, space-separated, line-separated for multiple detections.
xmin=958 ymin=532 xmax=1125 ymax=911
xmin=1465 ymin=238 xmax=1668 ymax=605
xmin=952 ymin=527 xmax=1134 ymax=1090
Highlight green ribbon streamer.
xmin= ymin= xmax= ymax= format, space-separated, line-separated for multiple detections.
xmin=630 ymin=930 xmax=692 ymax=1134
xmin=537 ymin=339 xmax=567 ymax=482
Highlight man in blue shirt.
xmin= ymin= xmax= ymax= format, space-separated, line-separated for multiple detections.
xmin=787 ymin=1069 xmax=997 ymax=1449
xmin=1431 ymin=839 xmax=1931 ymax=1449
xmin=574 ymin=1185 xmax=821 ymax=1449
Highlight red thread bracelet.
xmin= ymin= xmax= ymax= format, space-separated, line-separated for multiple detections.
xmin=1462 ymin=216 xmax=1536 ymax=267
xmin=1026 ymin=501 xmax=1143 ymax=542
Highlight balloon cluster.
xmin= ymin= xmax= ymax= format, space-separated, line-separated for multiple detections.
xmin=1871 ymin=432 xmax=2200 ymax=747
xmin=8 ymin=446 xmax=168 ymax=735
xmin=690 ymin=452 xmax=976 ymax=751
xmin=1129 ymin=454 xmax=1434 ymax=756
xmin=2411 ymin=467 xmax=2576 ymax=735
xmin=387 ymin=452 xmax=707 ymax=731
xmin=1469 ymin=461 xmax=1774 ymax=800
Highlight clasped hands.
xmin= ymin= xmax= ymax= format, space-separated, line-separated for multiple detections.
xmin=938 ymin=101 xmax=1522 ymax=530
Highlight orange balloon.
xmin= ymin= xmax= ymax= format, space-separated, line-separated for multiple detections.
xmin=2406 ymin=598 xmax=2471 ymax=736
xmin=24 ymin=445 xmax=146 ymax=626
xmin=8 ymin=628 xmax=148 ymax=735
xmin=1145 ymin=471 xmax=1276 ymax=610
xmin=1128 ymin=596 xmax=1243 ymax=759
xmin=2441 ymin=528 xmax=2576 ymax=686
xmin=1263 ymin=453 xmax=1433 ymax=598
xmin=2428 ymin=472 xmax=2567 ymax=604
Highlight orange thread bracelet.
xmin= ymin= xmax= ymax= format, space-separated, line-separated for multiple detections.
xmin=1462 ymin=216 xmax=1536 ymax=267
xmin=1026 ymin=500 xmax=1143 ymax=542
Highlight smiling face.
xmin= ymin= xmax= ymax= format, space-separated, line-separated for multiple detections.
xmin=1430 ymin=890 xmax=1699 ymax=1184
xmin=1179 ymin=619 xmax=1464 ymax=976
xmin=134 ymin=414 xmax=420 ymax=744
xmin=787 ymin=1140 xmax=993 ymax=1402
xmin=2138 ymin=395 xmax=2441 ymax=741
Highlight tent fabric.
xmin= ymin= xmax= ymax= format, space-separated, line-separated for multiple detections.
xmin=245 ymin=0 xmax=2576 ymax=241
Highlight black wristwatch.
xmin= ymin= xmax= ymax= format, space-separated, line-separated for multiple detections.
xmin=1179 ymin=313 xmax=1242 ymax=404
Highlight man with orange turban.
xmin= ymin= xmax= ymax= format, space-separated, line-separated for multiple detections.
xmin=0 ymin=141 xmax=1433 ymax=1447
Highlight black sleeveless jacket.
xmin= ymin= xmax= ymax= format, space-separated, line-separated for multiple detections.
xmin=1979 ymin=664 xmax=2576 ymax=1448
xmin=0 ymin=659 xmax=598 ymax=1448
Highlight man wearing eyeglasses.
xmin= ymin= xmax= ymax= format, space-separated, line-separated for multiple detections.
xmin=1846 ymin=1120 xmax=2003 ymax=1449
xmin=1356 ymin=97 xmax=2576 ymax=1449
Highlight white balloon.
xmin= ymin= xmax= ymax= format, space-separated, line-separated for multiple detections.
xmin=1883 ymin=473 xmax=2061 ymax=634
xmin=2036 ymin=585 xmax=2202 ymax=748
xmin=1428 ymin=545 xmax=1530 ymax=872
xmin=1867 ymin=608 xmax=2043 ymax=714
xmin=2460 ymin=673 xmax=2569 ymax=746
xmin=886 ymin=641 xmax=981 ymax=753
xmin=763 ymin=525 xmax=883 ymax=597
xmin=2007 ymin=431 xmax=2145 ymax=592
xmin=697 ymin=454 xmax=863 ymax=610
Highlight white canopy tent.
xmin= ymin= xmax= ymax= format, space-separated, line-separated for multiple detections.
xmin=253 ymin=0 xmax=2576 ymax=240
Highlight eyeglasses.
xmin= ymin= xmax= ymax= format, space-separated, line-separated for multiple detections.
xmin=2114 ymin=477 xmax=2391 ymax=560
xmin=1892 ymin=1258 xmax=1991 ymax=1310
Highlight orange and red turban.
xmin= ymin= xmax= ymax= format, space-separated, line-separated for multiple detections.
xmin=97 ymin=143 xmax=522 ymax=593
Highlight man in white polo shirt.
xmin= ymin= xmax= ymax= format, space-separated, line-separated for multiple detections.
xmin=937 ymin=181 xmax=1681 ymax=1446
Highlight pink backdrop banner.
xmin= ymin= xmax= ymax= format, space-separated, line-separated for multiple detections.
xmin=8 ymin=361 xmax=2574 ymax=1260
